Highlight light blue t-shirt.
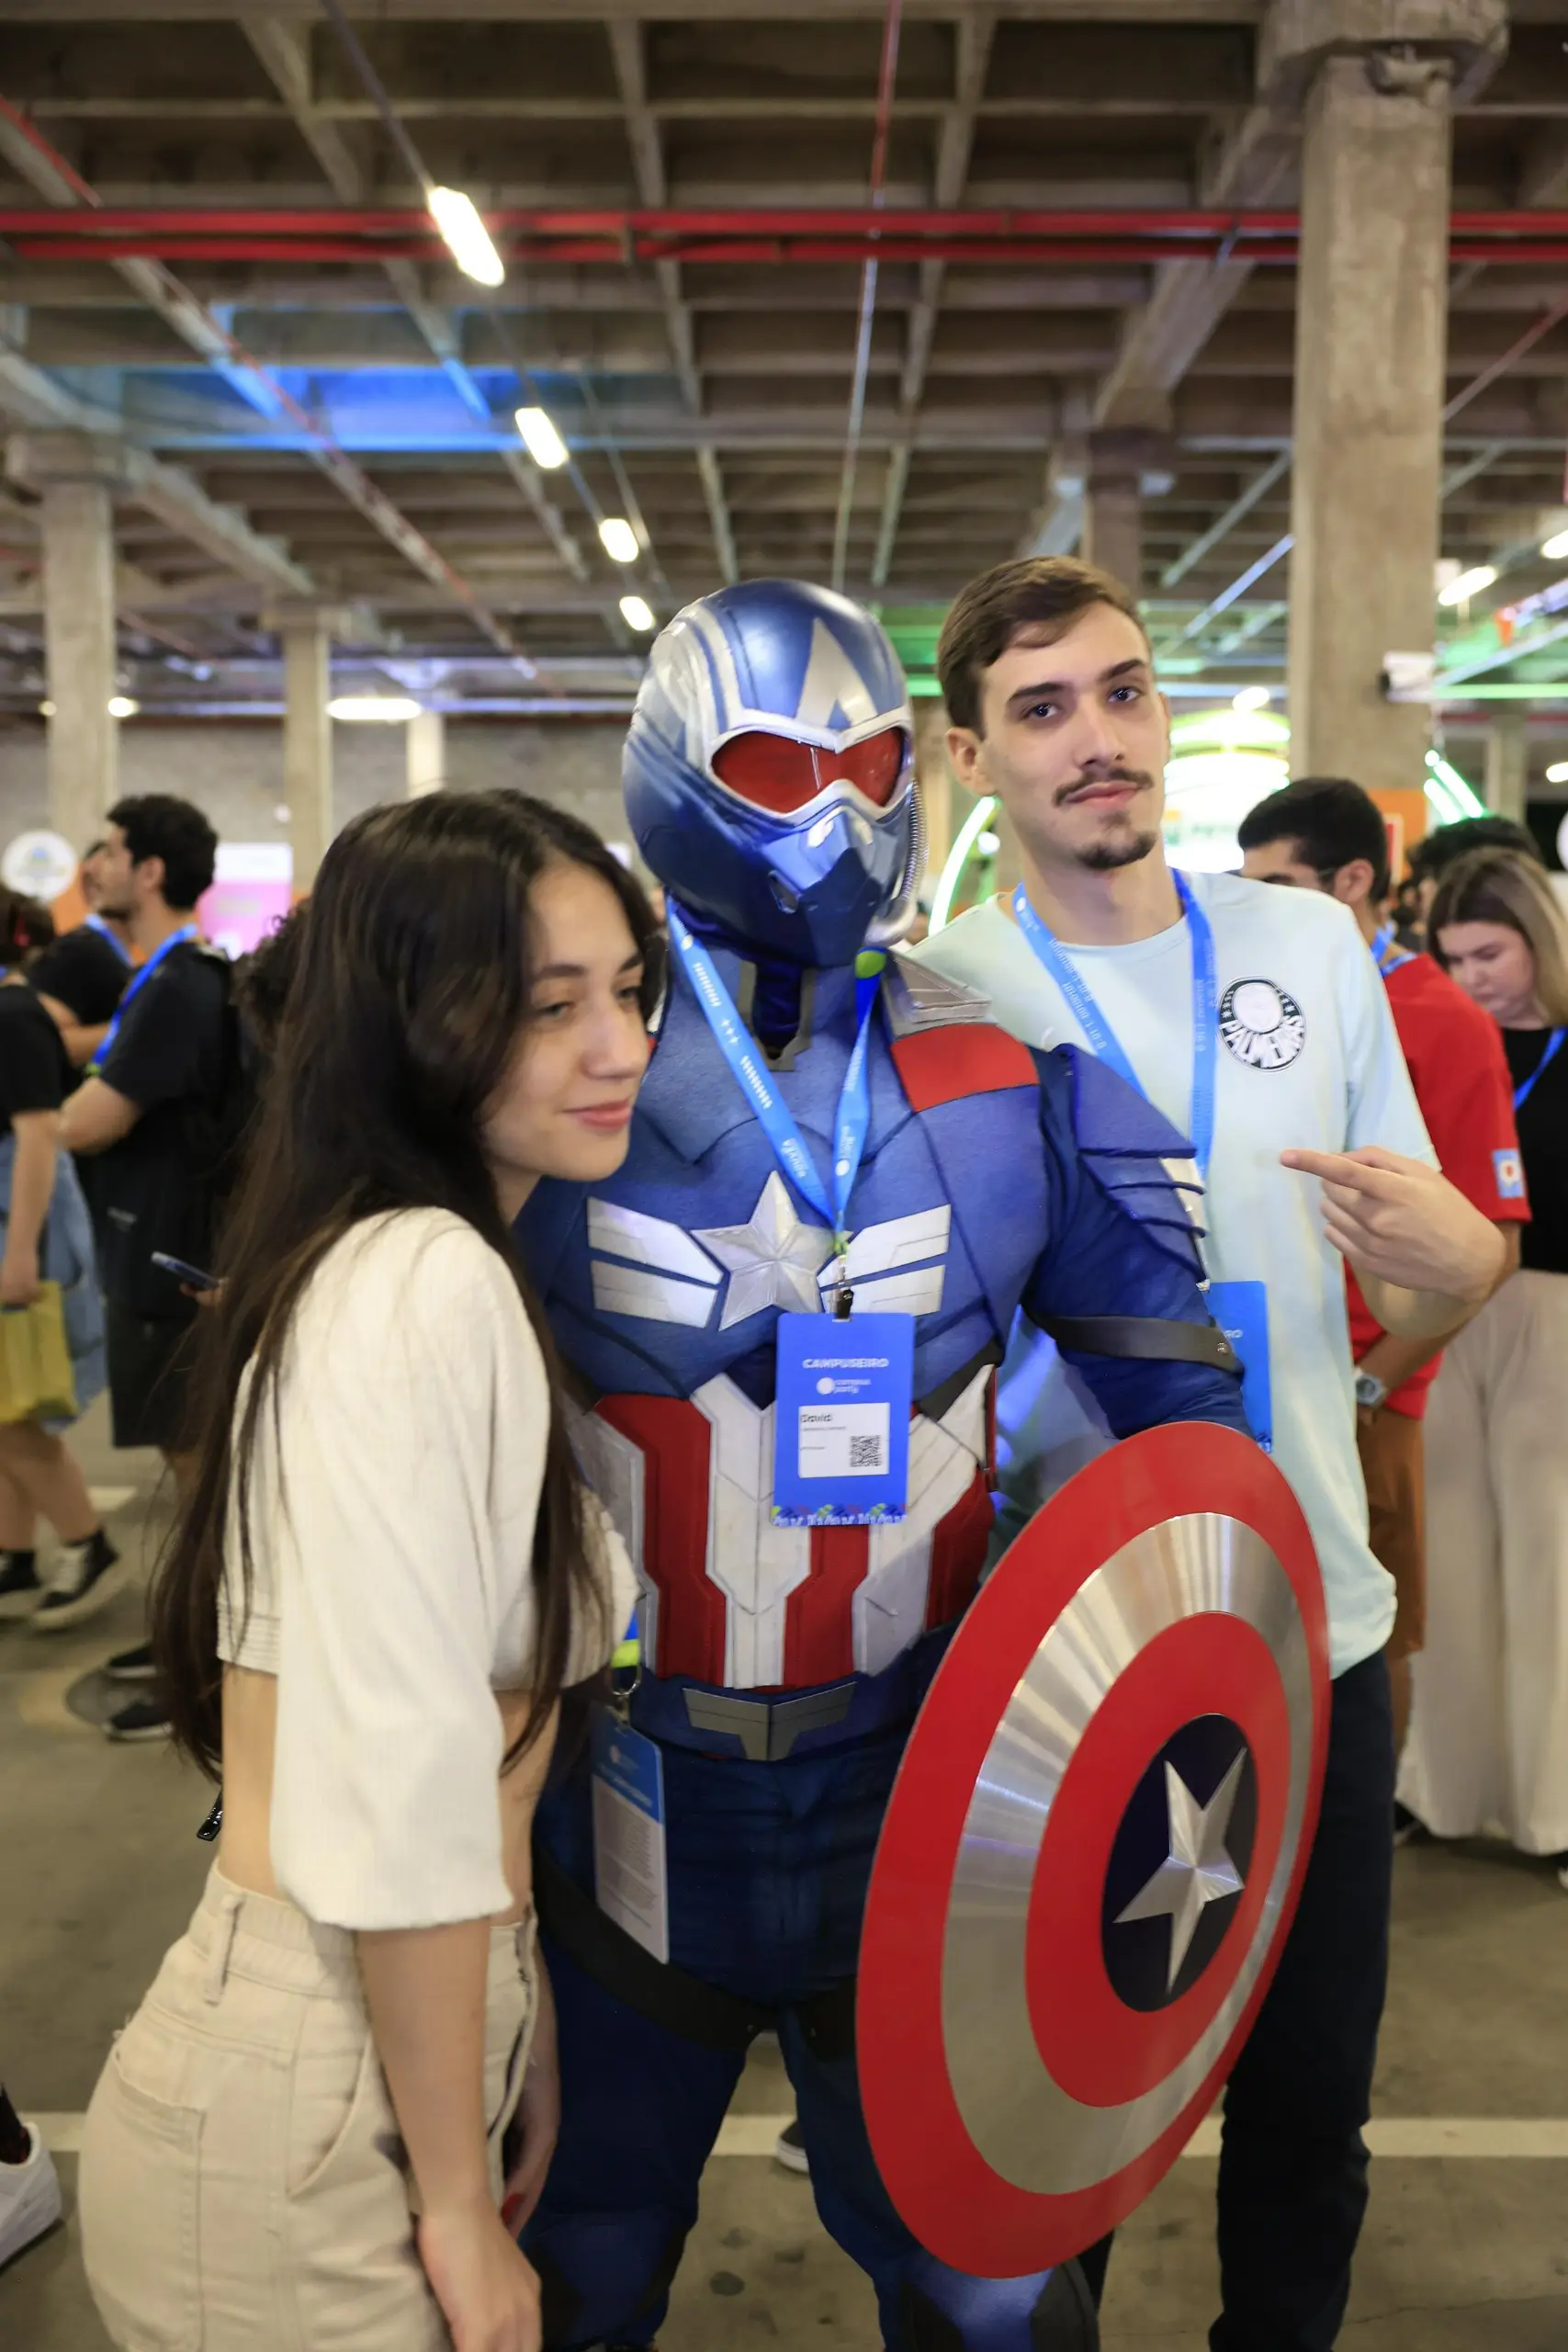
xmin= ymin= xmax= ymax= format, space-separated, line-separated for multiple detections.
xmin=913 ymin=869 xmax=1436 ymax=1677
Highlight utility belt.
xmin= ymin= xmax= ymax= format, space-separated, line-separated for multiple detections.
xmin=624 ymin=1623 xmax=953 ymax=1762
xmin=534 ymin=1630 xmax=953 ymax=2054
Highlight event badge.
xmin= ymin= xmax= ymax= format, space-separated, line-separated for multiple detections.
xmin=590 ymin=1708 xmax=669 ymax=1963
xmin=772 ymin=1309 xmax=915 ymax=1527
xmin=1206 ymin=1281 xmax=1271 ymax=1453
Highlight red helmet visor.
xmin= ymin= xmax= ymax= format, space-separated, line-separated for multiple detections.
xmin=713 ymin=725 xmax=906 ymax=815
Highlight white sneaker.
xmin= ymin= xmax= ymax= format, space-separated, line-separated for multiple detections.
xmin=0 ymin=2123 xmax=63 ymax=2269
xmin=1557 ymin=1863 xmax=1568 ymax=1895
xmin=28 ymin=1533 xmax=124 ymax=1633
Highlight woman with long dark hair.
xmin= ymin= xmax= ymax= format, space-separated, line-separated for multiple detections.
xmin=1402 ymin=849 xmax=1568 ymax=1873
xmin=78 ymin=792 xmax=654 ymax=2352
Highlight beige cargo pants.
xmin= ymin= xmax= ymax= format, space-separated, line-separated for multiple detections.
xmin=80 ymin=1865 xmax=536 ymax=2350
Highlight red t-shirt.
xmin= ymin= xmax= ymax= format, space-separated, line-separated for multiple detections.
xmin=1347 ymin=951 xmax=1530 ymax=1417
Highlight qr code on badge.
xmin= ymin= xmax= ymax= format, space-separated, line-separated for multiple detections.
xmin=849 ymin=1432 xmax=885 ymax=1470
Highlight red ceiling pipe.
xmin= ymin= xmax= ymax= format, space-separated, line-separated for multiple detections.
xmin=2 ymin=204 xmax=1566 ymax=237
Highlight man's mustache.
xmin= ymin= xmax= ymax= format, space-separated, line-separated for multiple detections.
xmin=1055 ymin=767 xmax=1156 ymax=807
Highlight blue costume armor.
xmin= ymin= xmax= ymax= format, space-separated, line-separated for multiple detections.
xmin=516 ymin=582 xmax=1250 ymax=2351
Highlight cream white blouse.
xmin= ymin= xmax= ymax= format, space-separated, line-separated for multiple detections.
xmin=217 ymin=1208 xmax=634 ymax=1929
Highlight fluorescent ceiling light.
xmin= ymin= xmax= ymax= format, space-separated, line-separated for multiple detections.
xmin=619 ymin=594 xmax=656 ymax=631
xmin=1231 ymin=684 xmax=1272 ymax=711
xmin=1437 ymin=564 xmax=1498 ymax=607
xmin=1424 ymin=749 xmax=1486 ymax=820
xmin=1547 ymin=759 xmax=1568 ymax=784
xmin=599 ymin=516 xmax=638 ymax=564
xmin=327 ymin=695 xmax=422 ymax=723
xmin=515 ymin=406 xmax=569 ymax=469
xmin=1542 ymin=530 xmax=1568 ymax=561
xmin=930 ymin=794 xmax=998 ymax=935
xmin=39 ymin=695 xmax=141 ymax=718
xmin=427 ymin=187 xmax=504 ymax=288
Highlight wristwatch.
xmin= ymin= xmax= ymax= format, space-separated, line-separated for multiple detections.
xmin=1354 ymin=1369 xmax=1389 ymax=1412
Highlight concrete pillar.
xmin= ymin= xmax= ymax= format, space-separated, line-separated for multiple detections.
xmin=1483 ymin=708 xmax=1528 ymax=824
xmin=1275 ymin=5 xmax=1505 ymax=807
xmin=1081 ymin=435 xmax=1145 ymax=603
xmin=406 ymin=707 xmax=445 ymax=797
xmin=280 ymin=614 xmax=332 ymax=889
xmin=37 ymin=453 xmax=119 ymax=844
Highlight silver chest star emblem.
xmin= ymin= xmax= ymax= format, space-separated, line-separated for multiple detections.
xmin=694 ymin=1171 xmax=836 ymax=1329
xmin=1114 ymin=1754 xmax=1247 ymax=1992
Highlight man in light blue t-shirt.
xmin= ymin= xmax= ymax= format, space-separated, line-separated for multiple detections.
xmin=914 ymin=556 xmax=1506 ymax=2352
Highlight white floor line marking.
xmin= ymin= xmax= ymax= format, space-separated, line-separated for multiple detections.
xmin=87 ymin=1486 xmax=138 ymax=1515
xmin=716 ymin=2113 xmax=794 ymax=2157
xmin=36 ymin=2112 xmax=1568 ymax=2165
xmin=710 ymin=2114 xmax=1568 ymax=2162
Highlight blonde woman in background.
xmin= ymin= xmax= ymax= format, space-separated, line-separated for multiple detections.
xmin=1401 ymin=850 xmax=1568 ymax=1880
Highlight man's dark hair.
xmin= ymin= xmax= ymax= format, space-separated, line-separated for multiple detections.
xmin=233 ymin=903 xmax=307 ymax=1065
xmin=937 ymin=556 xmax=1149 ymax=735
xmin=107 ymin=794 xmax=218 ymax=910
xmin=1236 ymin=775 xmax=1391 ymax=902
xmin=1407 ymin=813 xmax=1541 ymax=885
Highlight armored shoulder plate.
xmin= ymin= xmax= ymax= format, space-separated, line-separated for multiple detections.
xmin=881 ymin=952 xmax=992 ymax=1036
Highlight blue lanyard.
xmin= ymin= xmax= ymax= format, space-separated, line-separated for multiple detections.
xmin=1011 ymin=873 xmax=1218 ymax=1176
xmin=83 ymin=912 xmax=132 ymax=967
xmin=1513 ymin=1026 xmax=1565 ymax=1112
xmin=667 ymin=903 xmax=878 ymax=1261
xmin=88 ymin=924 xmax=199 ymax=1072
xmin=1371 ymin=923 xmax=1415 ymax=978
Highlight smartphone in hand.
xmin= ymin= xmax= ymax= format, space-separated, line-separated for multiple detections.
xmin=150 ymin=1250 xmax=220 ymax=1293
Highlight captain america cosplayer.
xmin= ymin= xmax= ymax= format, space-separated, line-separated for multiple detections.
xmin=514 ymin=579 xmax=1251 ymax=2352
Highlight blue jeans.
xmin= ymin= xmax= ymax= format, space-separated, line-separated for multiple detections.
xmin=526 ymin=1714 xmax=1093 ymax=2350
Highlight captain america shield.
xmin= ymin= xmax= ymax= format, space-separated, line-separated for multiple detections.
xmin=857 ymin=1421 xmax=1329 ymax=2277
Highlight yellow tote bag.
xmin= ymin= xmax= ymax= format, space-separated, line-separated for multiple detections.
xmin=0 ymin=1282 xmax=79 ymax=1424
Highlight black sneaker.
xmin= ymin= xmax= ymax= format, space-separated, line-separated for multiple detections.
xmin=773 ymin=2116 xmax=809 ymax=2175
xmin=1393 ymin=1801 xmax=1427 ymax=1849
xmin=29 ymin=1532 xmax=125 ymax=1633
xmin=0 ymin=1550 xmax=41 ymax=1622
xmin=105 ymin=1692 xmax=171 ymax=1744
xmin=103 ymin=1641 xmax=156 ymax=1682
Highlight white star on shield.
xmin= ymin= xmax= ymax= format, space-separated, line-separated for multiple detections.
xmin=694 ymin=1171 xmax=836 ymax=1329
xmin=1114 ymin=1754 xmax=1247 ymax=1993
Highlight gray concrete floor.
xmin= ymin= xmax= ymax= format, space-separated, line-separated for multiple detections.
xmin=5 ymin=1400 xmax=1567 ymax=2349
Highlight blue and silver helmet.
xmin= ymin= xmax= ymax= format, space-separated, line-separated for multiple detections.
xmin=624 ymin=578 xmax=921 ymax=965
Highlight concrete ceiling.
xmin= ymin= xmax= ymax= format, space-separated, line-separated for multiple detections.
xmin=0 ymin=1 xmax=1564 ymax=729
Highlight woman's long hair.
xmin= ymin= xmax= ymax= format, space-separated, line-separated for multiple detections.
xmin=151 ymin=789 xmax=661 ymax=1778
xmin=1429 ymin=849 xmax=1568 ymax=1026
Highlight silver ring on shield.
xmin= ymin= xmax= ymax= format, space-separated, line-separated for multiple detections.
xmin=856 ymin=1421 xmax=1330 ymax=2277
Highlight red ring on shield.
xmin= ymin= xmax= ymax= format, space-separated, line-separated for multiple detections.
xmin=856 ymin=1422 xmax=1328 ymax=2278
xmin=1024 ymin=1611 xmax=1289 ymax=2110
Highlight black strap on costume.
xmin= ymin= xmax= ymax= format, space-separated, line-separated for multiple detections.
xmin=1038 ymin=1314 xmax=1240 ymax=1374
xmin=535 ymin=1843 xmax=769 ymax=2052
xmin=534 ymin=1844 xmax=858 ymax=2059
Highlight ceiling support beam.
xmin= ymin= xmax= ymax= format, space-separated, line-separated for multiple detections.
xmin=610 ymin=17 xmax=736 ymax=589
xmin=871 ymin=9 xmax=994 ymax=590
xmin=1094 ymin=106 xmax=1295 ymax=431
xmin=1160 ymin=450 xmax=1291 ymax=589
xmin=6 ymin=428 xmax=318 ymax=601
xmin=237 ymin=21 xmax=588 ymax=598
xmin=0 ymin=90 xmax=515 ymax=645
